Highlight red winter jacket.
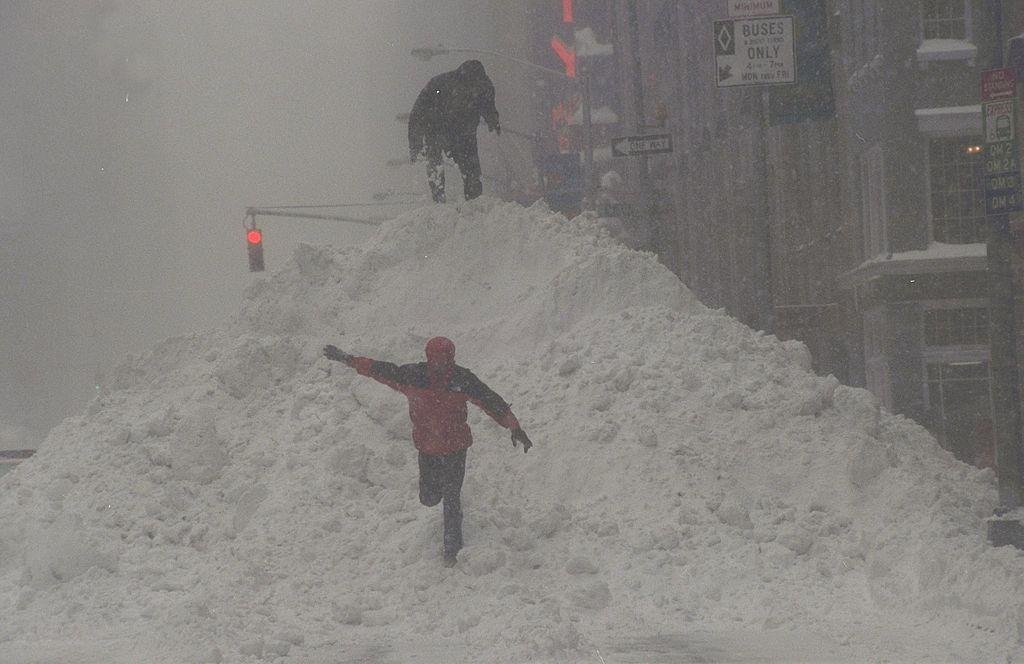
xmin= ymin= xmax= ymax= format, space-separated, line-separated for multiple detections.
xmin=350 ymin=357 xmax=519 ymax=455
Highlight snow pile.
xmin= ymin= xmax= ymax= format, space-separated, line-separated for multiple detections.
xmin=1 ymin=198 xmax=1023 ymax=663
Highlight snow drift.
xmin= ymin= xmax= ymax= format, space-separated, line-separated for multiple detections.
xmin=1 ymin=198 xmax=1023 ymax=663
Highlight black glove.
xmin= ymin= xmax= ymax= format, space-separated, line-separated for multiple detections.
xmin=510 ymin=427 xmax=532 ymax=454
xmin=323 ymin=344 xmax=354 ymax=366
xmin=490 ymin=121 xmax=501 ymax=136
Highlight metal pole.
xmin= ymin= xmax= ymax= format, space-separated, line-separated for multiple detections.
xmin=245 ymin=208 xmax=386 ymax=226
xmin=990 ymin=213 xmax=1022 ymax=509
xmin=988 ymin=8 xmax=1023 ymax=511
xmin=755 ymin=90 xmax=776 ymax=334
xmin=428 ymin=46 xmax=569 ymax=80
xmin=581 ymin=69 xmax=595 ymax=206
xmin=626 ymin=0 xmax=659 ymax=255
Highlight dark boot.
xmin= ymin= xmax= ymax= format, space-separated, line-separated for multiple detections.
xmin=425 ymin=143 xmax=446 ymax=203
xmin=442 ymin=492 xmax=463 ymax=564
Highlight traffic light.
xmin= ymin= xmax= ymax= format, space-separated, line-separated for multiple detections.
xmin=247 ymin=228 xmax=264 ymax=272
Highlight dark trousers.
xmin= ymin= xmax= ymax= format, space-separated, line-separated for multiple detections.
xmin=424 ymin=134 xmax=482 ymax=203
xmin=418 ymin=449 xmax=467 ymax=556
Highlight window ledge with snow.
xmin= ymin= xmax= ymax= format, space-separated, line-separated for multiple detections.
xmin=838 ymin=242 xmax=987 ymax=288
xmin=915 ymin=105 xmax=982 ymax=137
xmin=916 ymin=39 xmax=977 ymax=66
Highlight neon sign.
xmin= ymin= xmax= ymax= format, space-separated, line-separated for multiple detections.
xmin=550 ymin=0 xmax=576 ymax=77
xmin=551 ymin=36 xmax=576 ymax=77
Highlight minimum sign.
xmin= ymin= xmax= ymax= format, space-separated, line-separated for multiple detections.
xmin=714 ymin=16 xmax=795 ymax=88
xmin=728 ymin=0 xmax=780 ymax=18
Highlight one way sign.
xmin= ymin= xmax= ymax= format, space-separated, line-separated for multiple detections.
xmin=611 ymin=133 xmax=674 ymax=157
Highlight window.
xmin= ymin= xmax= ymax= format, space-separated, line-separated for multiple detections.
xmin=924 ymin=307 xmax=989 ymax=346
xmin=921 ymin=0 xmax=966 ymax=40
xmin=864 ymin=307 xmax=892 ymax=409
xmin=924 ymin=361 xmax=992 ymax=464
xmin=860 ymin=145 xmax=887 ymax=258
xmin=928 ymin=138 xmax=987 ymax=244
xmin=922 ymin=302 xmax=993 ymax=467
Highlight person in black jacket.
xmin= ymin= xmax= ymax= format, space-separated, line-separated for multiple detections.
xmin=408 ymin=60 xmax=500 ymax=203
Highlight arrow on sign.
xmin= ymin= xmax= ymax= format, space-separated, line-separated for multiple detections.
xmin=611 ymin=133 xmax=674 ymax=157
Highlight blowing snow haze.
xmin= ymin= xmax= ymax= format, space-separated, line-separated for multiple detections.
xmin=5 ymin=2 xmax=1024 ymax=663
xmin=0 ymin=1 xmax=500 ymax=438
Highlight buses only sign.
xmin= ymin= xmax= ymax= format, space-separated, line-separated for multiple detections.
xmin=714 ymin=16 xmax=795 ymax=88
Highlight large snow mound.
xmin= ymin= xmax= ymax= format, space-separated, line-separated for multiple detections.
xmin=1 ymin=198 xmax=1023 ymax=663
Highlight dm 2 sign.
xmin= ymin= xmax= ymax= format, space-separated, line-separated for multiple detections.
xmin=714 ymin=16 xmax=795 ymax=88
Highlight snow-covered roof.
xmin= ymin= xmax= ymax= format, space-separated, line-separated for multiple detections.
xmin=839 ymin=241 xmax=987 ymax=288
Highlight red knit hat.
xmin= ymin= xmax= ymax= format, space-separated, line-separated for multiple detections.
xmin=425 ymin=336 xmax=455 ymax=366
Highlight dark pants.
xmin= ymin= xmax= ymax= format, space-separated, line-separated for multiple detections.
xmin=418 ymin=449 xmax=467 ymax=557
xmin=424 ymin=134 xmax=482 ymax=203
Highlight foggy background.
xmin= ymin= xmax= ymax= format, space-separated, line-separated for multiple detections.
xmin=0 ymin=1 xmax=527 ymax=444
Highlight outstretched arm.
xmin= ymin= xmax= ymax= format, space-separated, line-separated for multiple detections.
xmin=323 ymin=345 xmax=407 ymax=393
xmin=460 ymin=370 xmax=532 ymax=453
xmin=323 ymin=344 xmax=354 ymax=365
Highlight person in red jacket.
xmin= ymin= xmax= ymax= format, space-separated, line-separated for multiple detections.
xmin=323 ymin=336 xmax=532 ymax=566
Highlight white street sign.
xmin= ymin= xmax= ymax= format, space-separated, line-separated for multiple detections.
xmin=728 ymin=0 xmax=780 ymax=18
xmin=985 ymin=100 xmax=1015 ymax=144
xmin=714 ymin=16 xmax=796 ymax=88
xmin=611 ymin=133 xmax=674 ymax=158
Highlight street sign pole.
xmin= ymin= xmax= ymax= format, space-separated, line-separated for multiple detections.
xmin=982 ymin=67 xmax=1024 ymax=545
xmin=755 ymin=87 xmax=775 ymax=335
xmin=712 ymin=7 xmax=792 ymax=333
xmin=626 ymin=0 xmax=660 ymax=258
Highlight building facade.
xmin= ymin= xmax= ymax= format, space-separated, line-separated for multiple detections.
xmin=513 ymin=0 xmax=1024 ymax=470
xmin=833 ymin=0 xmax=1014 ymax=466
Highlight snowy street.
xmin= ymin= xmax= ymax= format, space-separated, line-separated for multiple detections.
xmin=1 ymin=624 xmax=1009 ymax=663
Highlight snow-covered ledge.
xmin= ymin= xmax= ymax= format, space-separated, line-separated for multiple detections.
xmin=915 ymin=105 xmax=982 ymax=137
xmin=916 ymin=39 xmax=977 ymax=66
xmin=838 ymin=242 xmax=987 ymax=288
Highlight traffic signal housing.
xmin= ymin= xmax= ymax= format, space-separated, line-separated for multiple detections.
xmin=247 ymin=228 xmax=265 ymax=272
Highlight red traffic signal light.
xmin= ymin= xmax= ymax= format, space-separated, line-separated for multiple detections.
xmin=247 ymin=228 xmax=264 ymax=272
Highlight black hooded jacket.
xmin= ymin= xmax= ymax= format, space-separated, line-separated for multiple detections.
xmin=408 ymin=60 xmax=499 ymax=153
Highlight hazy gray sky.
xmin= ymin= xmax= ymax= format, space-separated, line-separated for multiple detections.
xmin=1 ymin=1 xmax=506 ymax=435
